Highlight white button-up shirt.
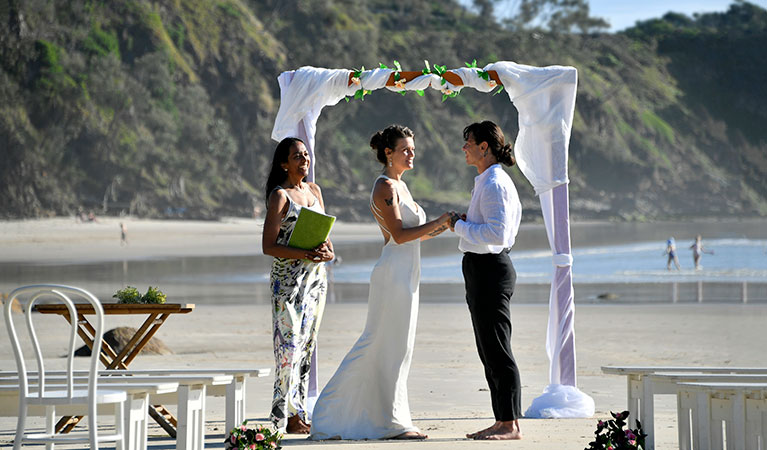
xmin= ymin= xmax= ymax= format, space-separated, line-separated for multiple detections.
xmin=455 ymin=164 xmax=522 ymax=254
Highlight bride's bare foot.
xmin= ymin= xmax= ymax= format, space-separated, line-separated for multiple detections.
xmin=475 ymin=420 xmax=522 ymax=440
xmin=466 ymin=422 xmax=498 ymax=439
xmin=286 ymin=415 xmax=311 ymax=434
xmin=392 ymin=431 xmax=428 ymax=440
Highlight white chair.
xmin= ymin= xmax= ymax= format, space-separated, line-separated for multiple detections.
xmin=4 ymin=284 xmax=127 ymax=450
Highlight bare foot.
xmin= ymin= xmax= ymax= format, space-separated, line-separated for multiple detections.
xmin=466 ymin=422 xmax=498 ymax=439
xmin=476 ymin=420 xmax=522 ymax=440
xmin=286 ymin=415 xmax=311 ymax=434
xmin=392 ymin=431 xmax=428 ymax=440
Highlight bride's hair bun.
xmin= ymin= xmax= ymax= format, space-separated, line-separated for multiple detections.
xmin=369 ymin=131 xmax=387 ymax=164
xmin=369 ymin=125 xmax=415 ymax=165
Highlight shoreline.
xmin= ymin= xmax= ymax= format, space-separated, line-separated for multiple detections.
xmin=2 ymin=216 xmax=766 ymax=265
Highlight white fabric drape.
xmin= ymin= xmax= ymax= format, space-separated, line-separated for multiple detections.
xmin=271 ymin=62 xmax=594 ymax=419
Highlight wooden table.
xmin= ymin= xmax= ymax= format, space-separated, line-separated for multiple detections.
xmin=34 ymin=302 xmax=195 ymax=436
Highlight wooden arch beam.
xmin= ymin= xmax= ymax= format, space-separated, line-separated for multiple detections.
xmin=347 ymin=70 xmax=502 ymax=87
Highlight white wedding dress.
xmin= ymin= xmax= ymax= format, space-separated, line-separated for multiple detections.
xmin=310 ymin=175 xmax=426 ymax=440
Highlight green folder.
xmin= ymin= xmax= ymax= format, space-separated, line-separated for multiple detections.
xmin=287 ymin=207 xmax=336 ymax=250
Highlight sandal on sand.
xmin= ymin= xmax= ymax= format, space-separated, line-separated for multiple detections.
xmin=391 ymin=431 xmax=428 ymax=440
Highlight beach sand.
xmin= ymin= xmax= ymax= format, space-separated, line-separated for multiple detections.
xmin=1 ymin=218 xmax=765 ymax=448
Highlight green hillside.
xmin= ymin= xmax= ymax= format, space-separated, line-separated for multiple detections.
xmin=1 ymin=0 xmax=766 ymax=221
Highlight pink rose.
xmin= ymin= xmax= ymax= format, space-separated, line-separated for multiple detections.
xmin=255 ymin=433 xmax=265 ymax=441
xmin=249 ymin=445 xmax=256 ymax=450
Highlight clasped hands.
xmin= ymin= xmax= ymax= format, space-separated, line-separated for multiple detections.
xmin=446 ymin=211 xmax=466 ymax=231
xmin=305 ymin=241 xmax=334 ymax=262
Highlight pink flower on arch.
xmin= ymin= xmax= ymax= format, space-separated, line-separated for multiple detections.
xmin=488 ymin=80 xmax=497 ymax=88
xmin=255 ymin=433 xmax=265 ymax=441
xmin=351 ymin=76 xmax=361 ymax=85
xmin=394 ymin=78 xmax=407 ymax=90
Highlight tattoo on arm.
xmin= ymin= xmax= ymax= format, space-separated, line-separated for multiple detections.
xmin=385 ymin=197 xmax=394 ymax=206
xmin=428 ymin=225 xmax=448 ymax=236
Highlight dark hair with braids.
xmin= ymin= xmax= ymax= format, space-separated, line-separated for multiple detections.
xmin=369 ymin=125 xmax=415 ymax=165
xmin=463 ymin=121 xmax=515 ymax=166
xmin=264 ymin=137 xmax=304 ymax=207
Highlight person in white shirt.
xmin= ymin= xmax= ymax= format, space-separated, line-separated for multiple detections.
xmin=448 ymin=121 xmax=523 ymax=441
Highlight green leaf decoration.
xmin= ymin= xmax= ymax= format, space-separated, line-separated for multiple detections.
xmin=440 ymin=78 xmax=446 ymax=85
xmin=379 ymin=62 xmax=389 ymax=69
xmin=394 ymin=71 xmax=401 ymax=82
xmin=442 ymin=94 xmax=448 ymax=102
xmin=465 ymin=59 xmax=477 ymax=68
xmin=416 ymin=90 xmax=424 ymax=96
xmin=493 ymin=85 xmax=505 ymax=96
xmin=422 ymin=60 xmax=431 ymax=74
xmin=354 ymin=89 xmax=363 ymax=99
xmin=399 ymin=91 xmax=407 ymax=96
xmin=345 ymin=97 xmax=350 ymax=102
xmin=393 ymin=60 xmax=402 ymax=72
xmin=478 ymin=70 xmax=490 ymax=81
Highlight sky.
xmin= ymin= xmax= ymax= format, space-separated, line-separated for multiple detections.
xmin=475 ymin=0 xmax=767 ymax=31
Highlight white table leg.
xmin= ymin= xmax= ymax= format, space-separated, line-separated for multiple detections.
xmin=678 ymin=391 xmax=693 ymax=450
xmin=696 ymin=391 xmax=713 ymax=450
xmin=642 ymin=377 xmax=655 ymax=450
xmin=177 ymin=384 xmax=207 ymax=450
xmin=226 ymin=375 xmax=246 ymax=434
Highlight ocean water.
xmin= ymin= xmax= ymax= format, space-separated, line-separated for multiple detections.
xmin=2 ymin=220 xmax=766 ymax=304
xmin=329 ymin=238 xmax=767 ymax=284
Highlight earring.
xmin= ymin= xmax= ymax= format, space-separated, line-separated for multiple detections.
xmin=483 ymin=150 xmax=488 ymax=157
xmin=388 ymin=159 xmax=393 ymax=167
xmin=283 ymin=168 xmax=288 ymax=172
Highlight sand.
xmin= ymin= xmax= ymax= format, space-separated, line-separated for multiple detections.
xmin=1 ymin=218 xmax=765 ymax=449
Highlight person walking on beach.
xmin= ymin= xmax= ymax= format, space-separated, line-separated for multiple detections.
xmin=119 ymin=222 xmax=128 ymax=246
xmin=664 ymin=237 xmax=681 ymax=270
xmin=448 ymin=121 xmax=523 ymax=441
xmin=690 ymin=234 xmax=713 ymax=270
xmin=262 ymin=137 xmax=334 ymax=434
xmin=310 ymin=125 xmax=449 ymax=440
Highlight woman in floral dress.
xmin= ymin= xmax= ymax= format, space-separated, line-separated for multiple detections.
xmin=262 ymin=137 xmax=334 ymax=434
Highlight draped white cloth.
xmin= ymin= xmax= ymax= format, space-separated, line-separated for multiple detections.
xmin=271 ymin=62 xmax=593 ymax=418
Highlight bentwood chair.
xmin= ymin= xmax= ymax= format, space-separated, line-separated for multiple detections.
xmin=4 ymin=284 xmax=127 ymax=450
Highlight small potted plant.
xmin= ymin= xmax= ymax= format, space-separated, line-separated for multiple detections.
xmin=113 ymin=286 xmax=166 ymax=304
xmin=225 ymin=421 xmax=282 ymax=450
xmin=585 ymin=410 xmax=647 ymax=450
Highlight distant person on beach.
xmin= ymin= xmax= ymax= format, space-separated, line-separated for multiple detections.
xmin=448 ymin=121 xmax=523 ymax=441
xmin=119 ymin=222 xmax=128 ymax=246
xmin=262 ymin=137 xmax=334 ymax=434
xmin=690 ymin=234 xmax=713 ymax=270
xmin=310 ymin=125 xmax=449 ymax=441
xmin=664 ymin=237 xmax=681 ymax=270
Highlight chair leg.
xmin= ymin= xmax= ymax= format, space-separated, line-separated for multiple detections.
xmin=45 ymin=405 xmax=55 ymax=450
xmin=226 ymin=376 xmax=246 ymax=434
xmin=13 ymin=402 xmax=27 ymax=450
xmin=678 ymin=391 xmax=693 ymax=450
xmin=115 ymin=400 xmax=126 ymax=450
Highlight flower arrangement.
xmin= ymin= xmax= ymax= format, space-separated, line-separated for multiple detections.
xmin=345 ymin=60 xmax=503 ymax=101
xmin=585 ymin=411 xmax=647 ymax=450
xmin=224 ymin=421 xmax=282 ymax=450
xmin=113 ymin=286 xmax=167 ymax=304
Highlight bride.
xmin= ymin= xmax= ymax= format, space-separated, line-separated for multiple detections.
xmin=310 ymin=125 xmax=450 ymax=440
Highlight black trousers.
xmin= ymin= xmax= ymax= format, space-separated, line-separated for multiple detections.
xmin=462 ymin=250 xmax=521 ymax=421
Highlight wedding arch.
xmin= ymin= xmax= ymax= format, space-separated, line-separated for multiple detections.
xmin=271 ymin=61 xmax=594 ymax=418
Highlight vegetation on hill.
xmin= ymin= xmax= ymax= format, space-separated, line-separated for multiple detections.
xmin=1 ymin=0 xmax=765 ymax=221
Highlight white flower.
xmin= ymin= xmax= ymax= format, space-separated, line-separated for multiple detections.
xmin=488 ymin=80 xmax=497 ymax=88
xmin=394 ymin=78 xmax=407 ymax=90
xmin=442 ymin=88 xmax=453 ymax=95
xmin=351 ymin=76 xmax=361 ymax=85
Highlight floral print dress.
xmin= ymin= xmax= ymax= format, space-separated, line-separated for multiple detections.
xmin=269 ymin=187 xmax=327 ymax=431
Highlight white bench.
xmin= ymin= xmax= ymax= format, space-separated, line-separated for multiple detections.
xmin=601 ymin=366 xmax=767 ymax=450
xmin=0 ymin=381 xmax=179 ymax=450
xmin=676 ymin=382 xmax=767 ymax=450
xmin=0 ymin=368 xmax=270 ymax=448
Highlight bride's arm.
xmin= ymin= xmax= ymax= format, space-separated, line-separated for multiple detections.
xmin=421 ymin=220 xmax=449 ymax=241
xmin=373 ymin=179 xmax=449 ymax=245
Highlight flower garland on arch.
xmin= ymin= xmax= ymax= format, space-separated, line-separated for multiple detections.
xmin=346 ymin=60 xmax=504 ymax=103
